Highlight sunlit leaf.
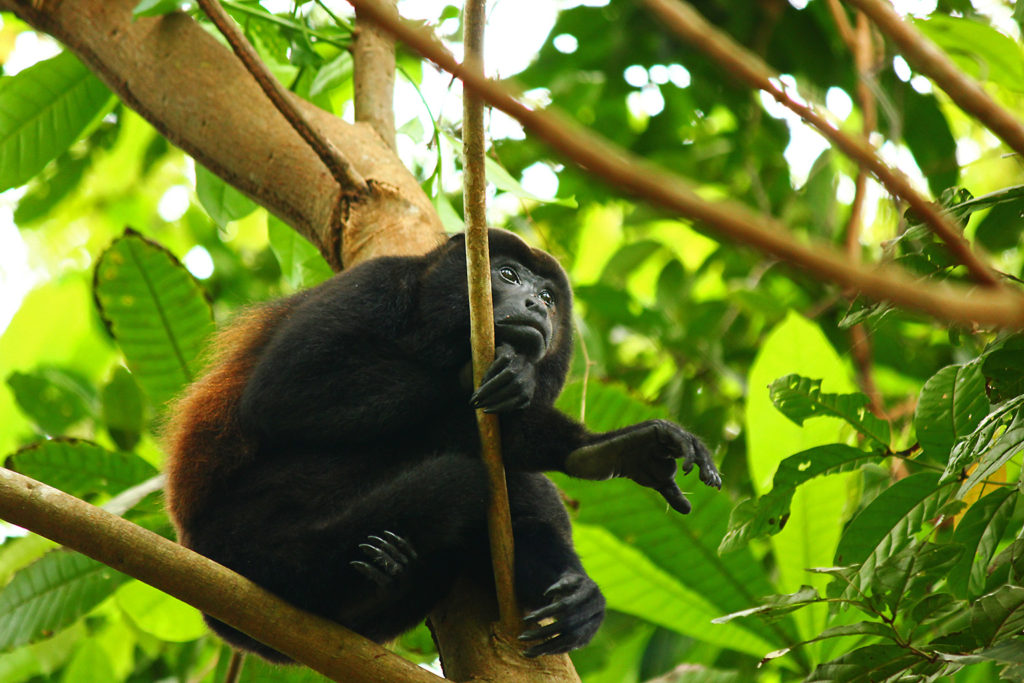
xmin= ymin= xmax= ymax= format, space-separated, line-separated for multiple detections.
xmin=93 ymin=230 xmax=214 ymax=407
xmin=115 ymin=581 xmax=206 ymax=642
xmin=195 ymin=165 xmax=259 ymax=227
xmin=0 ymin=51 xmax=114 ymax=191
xmin=6 ymin=439 xmax=156 ymax=500
xmin=769 ymin=375 xmax=890 ymax=447
xmin=0 ymin=551 xmax=129 ymax=651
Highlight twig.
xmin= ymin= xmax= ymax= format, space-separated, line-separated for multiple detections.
xmin=846 ymin=0 xmax=1024 ymax=159
xmin=462 ymin=0 xmax=520 ymax=638
xmin=224 ymin=651 xmax=244 ymax=683
xmin=641 ymin=0 xmax=999 ymax=288
xmin=195 ymin=0 xmax=368 ymax=195
xmin=341 ymin=0 xmax=1024 ymax=328
xmin=0 ymin=468 xmax=441 ymax=683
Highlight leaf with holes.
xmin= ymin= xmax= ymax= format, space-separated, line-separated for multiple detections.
xmin=769 ymin=374 xmax=890 ymax=447
xmin=0 ymin=51 xmax=114 ymax=191
xmin=0 ymin=551 xmax=129 ymax=651
xmin=93 ymin=230 xmax=214 ymax=407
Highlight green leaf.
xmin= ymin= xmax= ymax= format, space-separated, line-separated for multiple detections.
xmin=309 ymin=52 xmax=354 ymax=97
xmin=769 ymin=375 xmax=890 ymax=447
xmin=0 ymin=51 xmax=114 ymax=191
xmin=720 ymin=444 xmax=874 ymax=553
xmin=976 ymin=200 xmax=1024 ymax=252
xmin=100 ymin=366 xmax=145 ymax=451
xmin=195 ymin=164 xmax=259 ymax=227
xmin=0 ymin=551 xmax=129 ymax=651
xmin=914 ymin=362 xmax=990 ymax=461
xmin=6 ymin=368 xmax=95 ymax=436
xmin=93 ymin=230 xmax=214 ymax=407
xmin=971 ymin=586 xmax=1024 ymax=647
xmin=758 ymin=621 xmax=899 ymax=667
xmin=982 ymin=336 xmax=1024 ymax=403
xmin=573 ymin=524 xmax=774 ymax=656
xmin=59 ymin=639 xmax=116 ymax=683
xmin=873 ymin=542 xmax=962 ymax=616
xmin=915 ymin=15 xmax=1024 ymax=93
xmin=6 ymin=439 xmax=157 ymax=500
xmin=712 ymin=585 xmax=822 ymax=624
xmin=806 ymin=644 xmax=929 ymax=682
xmin=834 ymin=473 xmax=950 ymax=596
xmin=115 ymin=581 xmax=206 ymax=642
xmin=948 ymin=487 xmax=1017 ymax=598
xmin=267 ymin=215 xmax=333 ymax=289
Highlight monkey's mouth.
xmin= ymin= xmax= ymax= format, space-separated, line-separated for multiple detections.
xmin=496 ymin=318 xmax=550 ymax=354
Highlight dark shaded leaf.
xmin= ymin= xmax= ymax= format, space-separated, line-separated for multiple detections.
xmin=915 ymin=362 xmax=990 ymax=461
xmin=948 ymin=487 xmax=1017 ymax=598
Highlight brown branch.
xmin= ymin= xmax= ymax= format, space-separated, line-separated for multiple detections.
xmin=846 ymin=0 xmax=1024 ymax=159
xmin=0 ymin=469 xmax=441 ymax=683
xmin=354 ymin=0 xmax=398 ymax=150
xmin=461 ymin=0 xmax=520 ymax=639
xmin=641 ymin=0 xmax=999 ymax=288
xmin=195 ymin=0 xmax=367 ymax=195
xmin=342 ymin=0 xmax=1024 ymax=328
xmin=0 ymin=0 xmax=443 ymax=270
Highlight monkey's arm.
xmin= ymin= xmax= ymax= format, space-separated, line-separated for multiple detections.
xmin=503 ymin=410 xmax=721 ymax=515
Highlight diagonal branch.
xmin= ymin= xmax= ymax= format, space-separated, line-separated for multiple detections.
xmin=0 ymin=468 xmax=441 ymax=683
xmin=641 ymin=0 xmax=999 ymax=288
xmin=846 ymin=0 xmax=1024 ymax=159
xmin=195 ymin=0 xmax=367 ymax=195
xmin=343 ymin=0 xmax=1024 ymax=328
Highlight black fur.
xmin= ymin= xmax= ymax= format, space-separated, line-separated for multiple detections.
xmin=167 ymin=229 xmax=720 ymax=661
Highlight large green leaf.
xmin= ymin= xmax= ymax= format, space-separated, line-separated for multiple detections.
xmin=6 ymin=439 xmax=156 ymax=500
xmin=745 ymin=312 xmax=854 ymax=642
xmin=805 ymin=644 xmax=939 ymax=682
xmin=5 ymin=368 xmax=95 ymax=436
xmin=195 ymin=164 xmax=259 ymax=227
xmin=970 ymin=586 xmax=1024 ymax=648
xmin=573 ymin=524 xmax=774 ymax=657
xmin=720 ymin=444 xmax=875 ymax=553
xmin=769 ymin=375 xmax=890 ymax=447
xmin=914 ymin=362 xmax=990 ymax=461
xmin=0 ymin=51 xmax=114 ymax=191
xmin=915 ymin=15 xmax=1024 ymax=93
xmin=93 ymin=230 xmax=214 ymax=407
xmin=554 ymin=381 xmax=788 ymax=653
xmin=0 ymin=551 xmax=129 ymax=651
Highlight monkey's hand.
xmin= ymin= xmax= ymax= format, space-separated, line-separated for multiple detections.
xmin=519 ymin=571 xmax=605 ymax=657
xmin=350 ymin=531 xmax=418 ymax=591
xmin=565 ymin=420 xmax=721 ymax=514
xmin=470 ymin=344 xmax=537 ymax=413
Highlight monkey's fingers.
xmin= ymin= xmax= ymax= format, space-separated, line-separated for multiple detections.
xmin=381 ymin=531 xmax=418 ymax=561
xmin=658 ymin=482 xmax=692 ymax=514
xmin=351 ymin=560 xmax=391 ymax=588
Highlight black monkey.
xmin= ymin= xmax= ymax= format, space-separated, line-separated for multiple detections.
xmin=163 ymin=229 xmax=721 ymax=661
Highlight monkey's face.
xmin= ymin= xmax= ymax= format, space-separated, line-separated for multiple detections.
xmin=490 ymin=259 xmax=559 ymax=361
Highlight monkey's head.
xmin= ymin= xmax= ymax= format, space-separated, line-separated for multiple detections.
xmin=438 ymin=229 xmax=573 ymax=406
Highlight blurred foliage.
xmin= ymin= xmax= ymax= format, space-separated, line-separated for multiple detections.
xmin=1 ymin=0 xmax=1024 ymax=681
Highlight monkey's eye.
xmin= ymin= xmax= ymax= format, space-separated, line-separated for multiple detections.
xmin=539 ymin=290 xmax=555 ymax=306
xmin=498 ymin=266 xmax=520 ymax=284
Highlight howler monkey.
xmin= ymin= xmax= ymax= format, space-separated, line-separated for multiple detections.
xmin=164 ymin=229 xmax=721 ymax=661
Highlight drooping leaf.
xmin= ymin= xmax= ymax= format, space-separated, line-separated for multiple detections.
xmin=914 ymin=362 xmax=990 ymax=461
xmin=93 ymin=230 xmax=214 ymax=407
xmin=769 ymin=374 xmax=890 ymax=447
xmin=720 ymin=444 xmax=874 ymax=553
xmin=873 ymin=542 xmax=962 ymax=616
xmin=100 ymin=366 xmax=146 ymax=451
xmin=982 ymin=335 xmax=1024 ymax=403
xmin=0 ymin=51 xmax=114 ymax=191
xmin=6 ymin=368 xmax=95 ymax=435
xmin=948 ymin=487 xmax=1017 ymax=598
xmin=0 ymin=551 xmax=129 ymax=651
xmin=805 ymin=644 xmax=938 ymax=683
xmin=6 ymin=439 xmax=157 ymax=500
xmin=712 ymin=585 xmax=822 ymax=624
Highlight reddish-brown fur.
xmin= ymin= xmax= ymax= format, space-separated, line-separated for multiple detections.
xmin=162 ymin=301 xmax=294 ymax=541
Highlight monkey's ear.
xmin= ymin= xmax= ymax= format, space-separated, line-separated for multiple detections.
xmin=447 ymin=233 xmax=466 ymax=245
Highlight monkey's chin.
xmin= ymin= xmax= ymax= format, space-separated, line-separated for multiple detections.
xmin=496 ymin=325 xmax=548 ymax=361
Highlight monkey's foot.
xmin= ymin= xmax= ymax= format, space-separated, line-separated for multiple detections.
xmin=350 ymin=531 xmax=418 ymax=589
xmin=519 ymin=571 xmax=605 ymax=657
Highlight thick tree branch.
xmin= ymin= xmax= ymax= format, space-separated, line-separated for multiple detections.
xmin=354 ymin=0 xmax=398 ymax=150
xmin=196 ymin=0 xmax=368 ymax=195
xmin=642 ymin=0 xmax=999 ymax=288
xmin=343 ymin=0 xmax=1024 ymax=328
xmin=0 ymin=0 xmax=443 ymax=269
xmin=0 ymin=469 xmax=441 ymax=683
xmin=846 ymin=0 xmax=1024 ymax=159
